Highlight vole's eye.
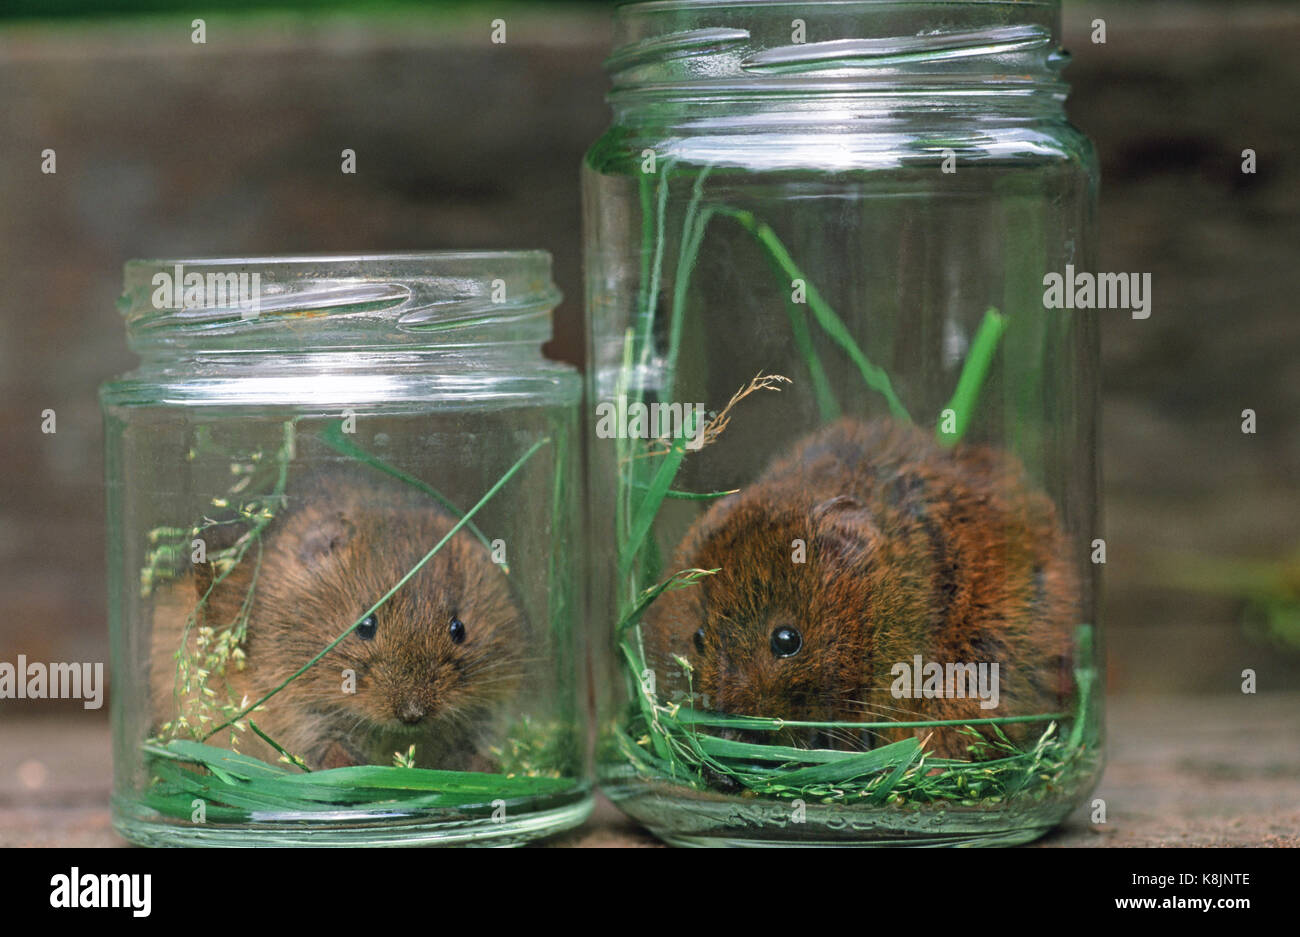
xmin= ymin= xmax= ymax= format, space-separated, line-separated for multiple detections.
xmin=770 ymin=626 xmax=802 ymax=658
xmin=449 ymin=617 xmax=466 ymax=645
xmin=693 ymin=628 xmax=706 ymax=653
xmin=356 ymin=614 xmax=378 ymax=641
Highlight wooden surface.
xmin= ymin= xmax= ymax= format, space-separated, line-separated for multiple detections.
xmin=2 ymin=692 xmax=1296 ymax=847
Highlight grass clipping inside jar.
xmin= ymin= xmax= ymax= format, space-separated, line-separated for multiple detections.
xmin=612 ymin=164 xmax=1098 ymax=808
xmin=141 ymin=424 xmax=574 ymax=822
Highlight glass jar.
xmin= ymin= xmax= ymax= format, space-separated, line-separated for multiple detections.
xmin=584 ymin=0 xmax=1101 ymax=845
xmin=102 ymin=252 xmax=590 ymax=846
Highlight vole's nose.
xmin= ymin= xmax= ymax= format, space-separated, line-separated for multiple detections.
xmin=397 ymin=699 xmax=426 ymax=724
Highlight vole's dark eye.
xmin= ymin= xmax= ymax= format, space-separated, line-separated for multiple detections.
xmin=770 ymin=626 xmax=802 ymax=658
xmin=356 ymin=614 xmax=378 ymax=641
xmin=693 ymin=628 xmax=706 ymax=653
xmin=449 ymin=617 xmax=466 ymax=645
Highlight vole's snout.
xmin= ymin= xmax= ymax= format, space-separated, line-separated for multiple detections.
xmin=396 ymin=699 xmax=427 ymax=725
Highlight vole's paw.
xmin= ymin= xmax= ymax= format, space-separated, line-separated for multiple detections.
xmin=318 ymin=740 xmax=361 ymax=770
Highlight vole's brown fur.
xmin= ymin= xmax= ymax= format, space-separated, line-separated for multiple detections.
xmin=149 ymin=469 xmax=526 ymax=771
xmin=643 ymin=417 xmax=1078 ymax=759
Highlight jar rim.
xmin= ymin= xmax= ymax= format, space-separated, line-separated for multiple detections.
xmin=123 ymin=249 xmax=554 ymax=274
xmin=118 ymin=250 xmax=562 ymax=354
xmin=607 ymin=0 xmax=1066 ymax=99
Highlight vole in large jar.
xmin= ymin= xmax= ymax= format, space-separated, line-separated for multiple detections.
xmin=642 ymin=417 xmax=1078 ymax=759
xmin=149 ymin=469 xmax=527 ymax=771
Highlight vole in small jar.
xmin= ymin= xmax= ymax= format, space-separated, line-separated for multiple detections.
xmin=642 ymin=417 xmax=1078 ymax=759
xmin=149 ymin=469 xmax=527 ymax=771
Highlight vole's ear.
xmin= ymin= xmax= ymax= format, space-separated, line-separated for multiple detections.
xmin=298 ymin=513 xmax=356 ymax=567
xmin=811 ymin=495 xmax=877 ymax=564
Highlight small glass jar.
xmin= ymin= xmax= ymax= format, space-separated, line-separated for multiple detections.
xmin=584 ymin=1 xmax=1101 ymax=845
xmin=102 ymin=252 xmax=590 ymax=846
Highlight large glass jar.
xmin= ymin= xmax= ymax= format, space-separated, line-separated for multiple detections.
xmin=584 ymin=0 xmax=1101 ymax=845
xmin=102 ymin=252 xmax=589 ymax=846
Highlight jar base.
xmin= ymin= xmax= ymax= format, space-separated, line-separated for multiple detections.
xmin=652 ymin=826 xmax=1055 ymax=848
xmin=111 ymin=793 xmax=593 ymax=847
xmin=605 ymin=781 xmax=1072 ymax=847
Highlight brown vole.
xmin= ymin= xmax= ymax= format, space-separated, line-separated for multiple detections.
xmin=642 ymin=417 xmax=1077 ymax=759
xmin=149 ymin=469 xmax=527 ymax=771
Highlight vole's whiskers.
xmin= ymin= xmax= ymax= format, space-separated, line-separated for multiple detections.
xmin=836 ymin=697 xmax=920 ymax=719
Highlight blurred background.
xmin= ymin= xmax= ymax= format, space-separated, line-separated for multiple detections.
xmin=0 ymin=0 xmax=1297 ymax=842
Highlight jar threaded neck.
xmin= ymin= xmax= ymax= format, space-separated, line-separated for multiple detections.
xmin=119 ymin=252 xmax=561 ymax=355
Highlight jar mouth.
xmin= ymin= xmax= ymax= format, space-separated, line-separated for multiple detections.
xmin=607 ymin=0 xmax=1066 ymax=99
xmin=119 ymin=251 xmax=562 ymax=353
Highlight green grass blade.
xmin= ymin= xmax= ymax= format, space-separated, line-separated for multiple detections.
xmin=716 ymin=206 xmax=910 ymax=423
xmin=865 ymin=744 xmax=926 ymax=804
xmin=785 ymin=296 xmax=842 ymax=422
xmin=937 ymin=307 xmax=1008 ymax=446
xmin=1068 ymin=623 xmax=1096 ymax=750
xmin=754 ymin=738 xmax=921 ymax=788
xmin=630 ymin=479 xmax=738 ymax=501
xmin=663 ymin=169 xmax=713 ymax=403
xmin=663 ymin=708 xmax=1067 ymax=732
xmin=615 ymin=567 xmax=718 ymax=636
xmin=142 ymin=739 xmax=577 ymax=819
xmin=144 ymin=739 xmax=292 ymax=779
xmin=689 ymin=733 xmax=856 ymax=765
xmin=617 ymin=409 xmax=699 ymax=580
xmin=248 ymin=720 xmax=311 ymax=772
